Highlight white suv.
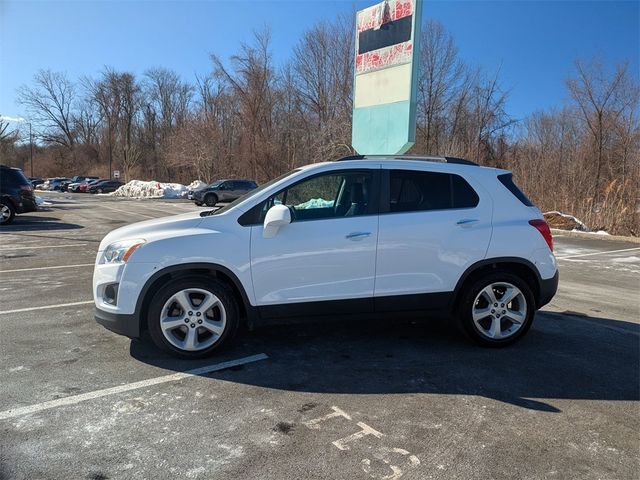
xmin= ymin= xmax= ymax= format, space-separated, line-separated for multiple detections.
xmin=94 ymin=156 xmax=558 ymax=357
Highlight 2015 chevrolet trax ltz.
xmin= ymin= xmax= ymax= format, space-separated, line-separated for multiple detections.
xmin=93 ymin=156 xmax=558 ymax=358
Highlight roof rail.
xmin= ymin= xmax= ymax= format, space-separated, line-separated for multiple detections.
xmin=335 ymin=154 xmax=478 ymax=166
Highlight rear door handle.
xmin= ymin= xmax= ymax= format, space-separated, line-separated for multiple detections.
xmin=346 ymin=231 xmax=371 ymax=240
xmin=456 ymin=219 xmax=479 ymax=227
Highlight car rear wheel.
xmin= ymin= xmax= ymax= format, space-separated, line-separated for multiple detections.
xmin=0 ymin=200 xmax=16 ymax=225
xmin=204 ymin=193 xmax=218 ymax=207
xmin=147 ymin=277 xmax=239 ymax=358
xmin=457 ymin=272 xmax=535 ymax=347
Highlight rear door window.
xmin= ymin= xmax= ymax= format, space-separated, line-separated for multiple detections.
xmin=388 ymin=170 xmax=479 ymax=213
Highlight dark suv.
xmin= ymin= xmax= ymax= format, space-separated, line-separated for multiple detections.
xmin=88 ymin=180 xmax=124 ymax=194
xmin=1 ymin=165 xmax=38 ymax=225
xmin=192 ymin=179 xmax=257 ymax=207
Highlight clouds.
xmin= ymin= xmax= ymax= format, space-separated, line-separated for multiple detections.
xmin=0 ymin=115 xmax=26 ymax=123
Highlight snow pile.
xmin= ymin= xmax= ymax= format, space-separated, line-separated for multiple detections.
xmin=543 ymin=211 xmax=588 ymax=232
xmin=112 ymin=180 xmax=190 ymax=199
xmin=187 ymin=180 xmax=208 ymax=192
xmin=35 ymin=196 xmax=52 ymax=206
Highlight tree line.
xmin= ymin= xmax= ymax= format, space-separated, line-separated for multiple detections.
xmin=1 ymin=17 xmax=638 ymax=235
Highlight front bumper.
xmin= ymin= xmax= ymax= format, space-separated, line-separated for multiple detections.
xmin=95 ymin=307 xmax=140 ymax=338
xmin=538 ymin=270 xmax=559 ymax=308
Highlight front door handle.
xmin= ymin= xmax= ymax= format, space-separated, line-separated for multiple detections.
xmin=346 ymin=231 xmax=371 ymax=240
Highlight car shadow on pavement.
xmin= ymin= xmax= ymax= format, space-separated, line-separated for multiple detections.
xmin=0 ymin=215 xmax=84 ymax=232
xmin=130 ymin=311 xmax=640 ymax=413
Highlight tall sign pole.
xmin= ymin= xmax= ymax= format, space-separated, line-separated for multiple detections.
xmin=351 ymin=0 xmax=423 ymax=155
xmin=29 ymin=122 xmax=34 ymax=177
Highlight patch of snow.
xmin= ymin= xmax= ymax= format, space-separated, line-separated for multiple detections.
xmin=187 ymin=180 xmax=208 ymax=192
xmin=544 ymin=211 xmax=588 ymax=231
xmin=112 ymin=180 xmax=190 ymax=199
xmin=35 ymin=196 xmax=52 ymax=206
xmin=570 ymin=229 xmax=610 ymax=236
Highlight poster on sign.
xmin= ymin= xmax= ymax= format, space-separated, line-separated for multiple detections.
xmin=352 ymin=0 xmax=423 ymax=155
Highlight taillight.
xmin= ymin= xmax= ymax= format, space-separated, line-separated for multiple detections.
xmin=20 ymin=185 xmax=33 ymax=194
xmin=529 ymin=219 xmax=553 ymax=251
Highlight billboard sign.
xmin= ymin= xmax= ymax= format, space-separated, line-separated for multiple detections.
xmin=352 ymin=0 xmax=423 ymax=155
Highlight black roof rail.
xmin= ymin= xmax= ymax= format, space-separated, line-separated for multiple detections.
xmin=443 ymin=156 xmax=478 ymax=166
xmin=335 ymin=154 xmax=478 ymax=166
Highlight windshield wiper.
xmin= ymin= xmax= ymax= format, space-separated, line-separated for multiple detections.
xmin=199 ymin=208 xmax=219 ymax=217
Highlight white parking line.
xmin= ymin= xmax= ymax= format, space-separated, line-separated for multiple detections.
xmin=556 ymin=246 xmax=640 ymax=260
xmin=0 ymin=243 xmax=88 ymax=251
xmin=0 ymin=263 xmax=94 ymax=274
xmin=0 ymin=353 xmax=269 ymax=420
xmin=0 ymin=301 xmax=94 ymax=315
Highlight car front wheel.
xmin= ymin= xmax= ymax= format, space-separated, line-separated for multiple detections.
xmin=147 ymin=277 xmax=239 ymax=358
xmin=457 ymin=272 xmax=535 ymax=347
xmin=204 ymin=193 xmax=218 ymax=207
xmin=0 ymin=200 xmax=16 ymax=225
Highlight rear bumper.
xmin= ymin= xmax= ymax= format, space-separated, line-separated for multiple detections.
xmin=95 ymin=307 xmax=140 ymax=338
xmin=538 ymin=270 xmax=559 ymax=308
xmin=15 ymin=196 xmax=37 ymax=214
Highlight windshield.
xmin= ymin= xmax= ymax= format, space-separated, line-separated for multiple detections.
xmin=202 ymin=169 xmax=301 ymax=217
xmin=208 ymin=180 xmax=224 ymax=188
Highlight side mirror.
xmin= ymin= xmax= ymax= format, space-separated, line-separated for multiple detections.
xmin=263 ymin=204 xmax=291 ymax=238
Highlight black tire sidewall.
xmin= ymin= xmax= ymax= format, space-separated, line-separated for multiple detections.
xmin=0 ymin=200 xmax=16 ymax=225
xmin=147 ymin=276 xmax=239 ymax=358
xmin=458 ymin=271 xmax=536 ymax=347
xmin=204 ymin=194 xmax=217 ymax=207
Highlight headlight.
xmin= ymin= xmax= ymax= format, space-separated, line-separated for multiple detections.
xmin=102 ymin=239 xmax=146 ymax=264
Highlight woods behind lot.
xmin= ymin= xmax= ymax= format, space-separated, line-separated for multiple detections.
xmin=1 ymin=17 xmax=638 ymax=235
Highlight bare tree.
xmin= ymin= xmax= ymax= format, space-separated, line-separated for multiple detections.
xmin=17 ymin=70 xmax=76 ymax=151
xmin=566 ymin=58 xmax=638 ymax=203
xmin=211 ymin=28 xmax=278 ymax=181
xmin=416 ymin=20 xmax=465 ymax=153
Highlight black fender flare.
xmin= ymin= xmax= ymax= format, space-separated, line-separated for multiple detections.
xmin=451 ymin=257 xmax=546 ymax=309
xmin=134 ymin=262 xmax=257 ymax=328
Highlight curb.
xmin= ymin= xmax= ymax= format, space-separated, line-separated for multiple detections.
xmin=551 ymin=229 xmax=640 ymax=244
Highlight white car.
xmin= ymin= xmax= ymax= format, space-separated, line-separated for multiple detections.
xmin=94 ymin=156 xmax=558 ymax=358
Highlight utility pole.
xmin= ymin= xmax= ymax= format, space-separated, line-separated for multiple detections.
xmin=29 ymin=122 xmax=34 ymax=177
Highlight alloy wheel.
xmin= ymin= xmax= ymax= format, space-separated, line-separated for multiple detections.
xmin=1 ymin=204 xmax=11 ymax=223
xmin=159 ymin=288 xmax=227 ymax=352
xmin=471 ymin=282 xmax=527 ymax=340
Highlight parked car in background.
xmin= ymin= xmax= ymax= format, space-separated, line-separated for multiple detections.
xmin=77 ymin=179 xmax=108 ymax=193
xmin=1 ymin=165 xmax=37 ymax=225
xmin=40 ymin=177 xmax=71 ymax=191
xmin=192 ymin=179 xmax=257 ymax=207
xmin=61 ymin=176 xmax=99 ymax=192
xmin=29 ymin=177 xmax=44 ymax=188
xmin=88 ymin=180 xmax=123 ymax=194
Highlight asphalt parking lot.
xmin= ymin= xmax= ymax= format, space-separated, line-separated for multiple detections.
xmin=1 ymin=192 xmax=638 ymax=480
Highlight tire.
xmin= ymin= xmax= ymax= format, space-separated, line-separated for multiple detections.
xmin=147 ymin=276 xmax=240 ymax=358
xmin=0 ymin=200 xmax=16 ymax=225
xmin=97 ymin=188 xmax=103 ymax=194
xmin=204 ymin=193 xmax=218 ymax=207
xmin=194 ymin=202 xmax=202 ymax=206
xmin=456 ymin=271 xmax=536 ymax=347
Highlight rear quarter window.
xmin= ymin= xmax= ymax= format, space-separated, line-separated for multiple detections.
xmin=498 ymin=173 xmax=534 ymax=207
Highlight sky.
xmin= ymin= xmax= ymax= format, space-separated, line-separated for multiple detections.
xmin=1 ymin=0 xmax=638 ymax=124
